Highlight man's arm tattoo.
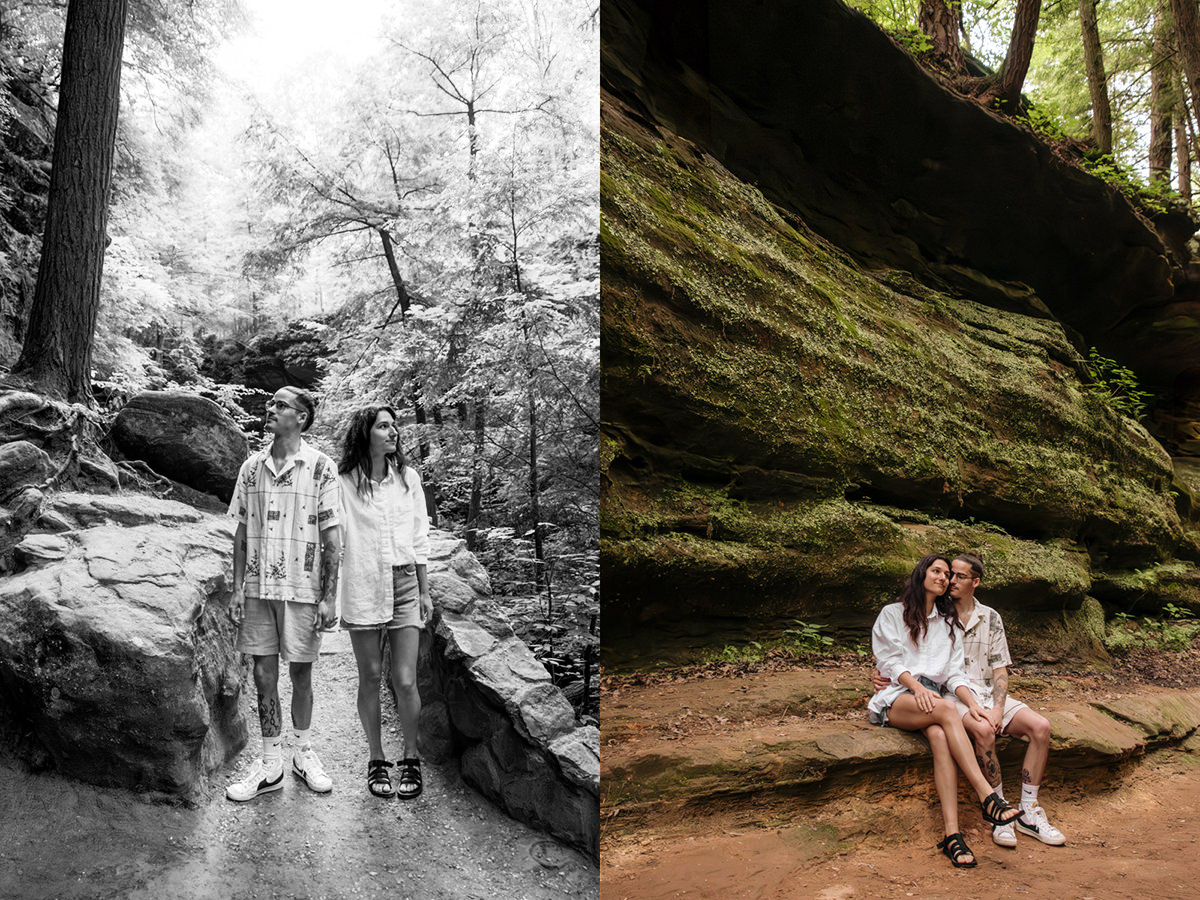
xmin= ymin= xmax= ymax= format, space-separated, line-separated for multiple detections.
xmin=320 ymin=548 xmax=339 ymax=605
xmin=993 ymin=667 xmax=1008 ymax=708
xmin=259 ymin=695 xmax=281 ymax=737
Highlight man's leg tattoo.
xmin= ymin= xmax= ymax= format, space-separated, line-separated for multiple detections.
xmin=260 ymin=694 xmax=282 ymax=738
xmin=982 ymin=749 xmax=1002 ymax=788
xmin=1022 ymin=765 xmax=1038 ymax=787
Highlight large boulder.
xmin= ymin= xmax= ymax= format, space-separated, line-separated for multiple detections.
xmin=420 ymin=534 xmax=599 ymax=858
xmin=111 ymin=391 xmax=248 ymax=502
xmin=0 ymin=440 xmax=52 ymax=501
xmin=0 ymin=492 xmax=248 ymax=793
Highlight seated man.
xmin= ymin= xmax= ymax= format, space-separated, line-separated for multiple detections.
xmin=874 ymin=553 xmax=1066 ymax=847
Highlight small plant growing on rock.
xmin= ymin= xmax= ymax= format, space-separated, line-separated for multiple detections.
xmin=1085 ymin=348 xmax=1152 ymax=421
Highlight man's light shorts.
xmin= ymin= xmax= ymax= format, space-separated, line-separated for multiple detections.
xmin=954 ymin=695 xmax=1030 ymax=733
xmin=236 ymin=595 xmax=323 ymax=663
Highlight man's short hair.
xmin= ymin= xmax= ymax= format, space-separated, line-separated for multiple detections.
xmin=287 ymin=388 xmax=317 ymax=433
xmin=955 ymin=553 xmax=984 ymax=580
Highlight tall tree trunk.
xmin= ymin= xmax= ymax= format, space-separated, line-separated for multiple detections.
xmin=1080 ymin=0 xmax=1113 ymax=156
xmin=1171 ymin=0 xmax=1200 ymax=141
xmin=465 ymin=393 xmax=486 ymax=551
xmin=377 ymin=227 xmax=411 ymax=322
xmin=1177 ymin=96 xmax=1192 ymax=200
xmin=919 ymin=0 xmax=965 ymax=71
xmin=1151 ymin=0 xmax=1176 ymax=184
xmin=523 ymin=316 xmax=546 ymax=595
xmin=996 ymin=0 xmax=1043 ymax=111
xmin=528 ymin=375 xmax=546 ymax=594
xmin=15 ymin=0 xmax=129 ymax=402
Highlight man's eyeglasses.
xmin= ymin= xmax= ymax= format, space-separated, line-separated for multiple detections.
xmin=949 ymin=573 xmax=976 ymax=582
xmin=265 ymin=399 xmax=303 ymax=413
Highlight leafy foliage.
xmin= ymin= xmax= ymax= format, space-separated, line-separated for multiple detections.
xmin=1085 ymin=346 xmax=1152 ymax=420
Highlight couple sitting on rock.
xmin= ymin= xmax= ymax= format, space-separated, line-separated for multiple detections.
xmin=224 ymin=386 xmax=432 ymax=803
xmin=868 ymin=553 xmax=1066 ymax=867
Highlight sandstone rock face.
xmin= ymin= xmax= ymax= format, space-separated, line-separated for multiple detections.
xmin=603 ymin=0 xmax=1190 ymax=384
xmin=0 ymin=492 xmax=248 ymax=793
xmin=600 ymin=5 xmax=1200 ymax=668
xmin=112 ymin=391 xmax=248 ymax=503
xmin=420 ymin=533 xmax=599 ymax=857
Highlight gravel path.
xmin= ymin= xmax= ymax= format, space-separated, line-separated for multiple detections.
xmin=0 ymin=631 xmax=598 ymax=900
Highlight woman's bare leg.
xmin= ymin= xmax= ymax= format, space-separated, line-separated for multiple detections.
xmin=889 ymin=695 xmax=1014 ymax=807
xmin=388 ymin=626 xmax=422 ymax=759
xmin=923 ymin=724 xmax=971 ymax=861
xmin=349 ymin=630 xmax=385 ymax=760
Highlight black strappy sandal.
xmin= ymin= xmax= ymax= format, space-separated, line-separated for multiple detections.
xmin=367 ymin=759 xmax=394 ymax=798
xmin=396 ymin=757 xmax=422 ymax=800
xmin=937 ymin=832 xmax=977 ymax=868
xmin=979 ymin=790 xmax=1021 ymax=826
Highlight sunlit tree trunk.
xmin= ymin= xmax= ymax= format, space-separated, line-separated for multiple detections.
xmin=1171 ymin=0 xmax=1200 ymax=142
xmin=1080 ymin=0 xmax=1113 ymax=156
xmin=15 ymin=0 xmax=129 ymax=402
xmin=1177 ymin=97 xmax=1192 ymax=200
xmin=919 ymin=0 xmax=965 ymax=71
xmin=996 ymin=0 xmax=1042 ymax=110
xmin=466 ymin=395 xmax=486 ymax=551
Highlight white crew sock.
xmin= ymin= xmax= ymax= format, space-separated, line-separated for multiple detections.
xmin=1020 ymin=782 xmax=1039 ymax=809
xmin=294 ymin=728 xmax=312 ymax=751
xmin=263 ymin=734 xmax=283 ymax=766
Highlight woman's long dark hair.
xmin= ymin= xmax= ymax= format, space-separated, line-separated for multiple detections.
xmin=898 ymin=553 xmax=959 ymax=646
xmin=337 ymin=405 xmax=409 ymax=498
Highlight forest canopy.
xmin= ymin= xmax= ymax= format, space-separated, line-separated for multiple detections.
xmin=849 ymin=0 xmax=1200 ymax=211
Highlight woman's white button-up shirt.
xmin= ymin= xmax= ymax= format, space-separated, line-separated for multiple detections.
xmin=338 ymin=464 xmax=431 ymax=625
xmin=867 ymin=601 xmax=970 ymax=723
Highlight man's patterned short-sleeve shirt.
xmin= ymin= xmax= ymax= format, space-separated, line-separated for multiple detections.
xmin=959 ymin=598 xmax=1012 ymax=708
xmin=228 ymin=439 xmax=341 ymax=603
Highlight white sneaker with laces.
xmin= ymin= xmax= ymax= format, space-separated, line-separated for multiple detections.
xmin=292 ymin=746 xmax=333 ymax=793
xmin=226 ymin=757 xmax=284 ymax=802
xmin=1015 ymin=805 xmax=1066 ymax=845
xmin=992 ymin=821 xmax=1017 ymax=847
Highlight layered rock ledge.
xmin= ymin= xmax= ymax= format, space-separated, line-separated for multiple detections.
xmin=420 ymin=534 xmax=600 ymax=858
xmin=602 ymin=669 xmax=1200 ymax=837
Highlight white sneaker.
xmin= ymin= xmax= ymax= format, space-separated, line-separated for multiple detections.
xmin=226 ymin=757 xmax=284 ymax=802
xmin=292 ymin=746 xmax=333 ymax=793
xmin=992 ymin=821 xmax=1017 ymax=847
xmin=1015 ymin=805 xmax=1066 ymax=845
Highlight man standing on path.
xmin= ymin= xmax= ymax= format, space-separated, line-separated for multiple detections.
xmin=225 ymin=386 xmax=343 ymax=802
xmin=874 ymin=553 xmax=1066 ymax=848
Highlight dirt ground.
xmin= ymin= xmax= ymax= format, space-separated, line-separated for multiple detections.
xmin=600 ymin=648 xmax=1200 ymax=900
xmin=0 ymin=632 xmax=598 ymax=900
xmin=601 ymin=745 xmax=1200 ymax=900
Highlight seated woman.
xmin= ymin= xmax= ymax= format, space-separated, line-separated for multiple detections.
xmin=867 ymin=553 xmax=1022 ymax=868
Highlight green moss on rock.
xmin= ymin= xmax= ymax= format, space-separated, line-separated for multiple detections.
xmin=601 ymin=97 xmax=1199 ymax=671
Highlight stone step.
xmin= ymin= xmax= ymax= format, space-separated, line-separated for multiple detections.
xmin=601 ymin=673 xmax=1200 ymax=837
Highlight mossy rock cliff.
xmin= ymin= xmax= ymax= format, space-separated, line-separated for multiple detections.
xmin=601 ymin=93 xmax=1200 ymax=670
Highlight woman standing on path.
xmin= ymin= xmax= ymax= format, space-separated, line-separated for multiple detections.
xmin=338 ymin=405 xmax=431 ymax=800
xmin=867 ymin=553 xmax=1022 ymax=868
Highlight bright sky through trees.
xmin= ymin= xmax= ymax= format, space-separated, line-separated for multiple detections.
xmin=215 ymin=0 xmax=390 ymax=88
